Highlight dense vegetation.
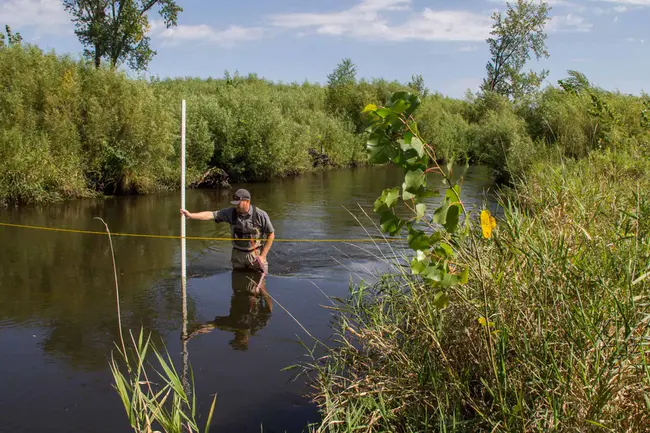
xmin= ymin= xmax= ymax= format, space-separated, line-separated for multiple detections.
xmin=3 ymin=0 xmax=650 ymax=431
xmin=0 ymin=42 xmax=368 ymax=205
xmin=2 ymin=38 xmax=648 ymax=207
xmin=306 ymin=85 xmax=650 ymax=432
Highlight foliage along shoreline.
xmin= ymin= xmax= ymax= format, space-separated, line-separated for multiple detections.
xmin=1 ymin=23 xmax=648 ymax=207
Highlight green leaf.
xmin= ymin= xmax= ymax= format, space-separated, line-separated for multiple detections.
xmin=410 ymin=258 xmax=427 ymax=275
xmin=421 ymin=265 xmax=444 ymax=282
xmin=415 ymin=203 xmax=426 ymax=222
xmin=390 ymin=99 xmax=409 ymax=114
xmin=445 ymin=185 xmax=461 ymax=202
xmin=420 ymin=189 xmax=440 ymax=199
xmin=432 ymin=201 xmax=450 ymax=225
xmin=380 ymin=212 xmax=403 ymax=235
xmin=385 ymin=187 xmax=400 ymax=207
xmin=446 ymin=157 xmax=455 ymax=175
xmin=409 ymin=120 xmax=420 ymax=137
xmin=443 ymin=204 xmax=460 ymax=233
xmin=408 ymin=230 xmax=431 ymax=250
xmin=374 ymin=187 xmax=401 ymax=212
xmin=410 ymin=137 xmax=424 ymax=158
xmin=460 ymin=267 xmax=469 ymax=284
xmin=404 ymin=94 xmax=421 ymax=116
xmin=403 ymin=169 xmax=426 ymax=194
xmin=402 ymin=190 xmax=416 ymax=201
xmin=367 ymin=134 xmax=398 ymax=164
xmin=398 ymin=136 xmax=424 ymax=159
xmin=441 ymin=273 xmax=458 ymax=289
xmin=362 ymin=103 xmax=377 ymax=113
xmin=429 ymin=231 xmax=443 ymax=244
xmin=390 ymin=91 xmax=411 ymax=103
xmin=376 ymin=108 xmax=393 ymax=118
xmin=433 ymin=291 xmax=449 ymax=310
xmin=437 ymin=242 xmax=453 ymax=257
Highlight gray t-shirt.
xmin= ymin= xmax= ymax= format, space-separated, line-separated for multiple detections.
xmin=213 ymin=205 xmax=274 ymax=251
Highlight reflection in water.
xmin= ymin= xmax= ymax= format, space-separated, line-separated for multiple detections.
xmin=0 ymin=165 xmax=496 ymax=433
xmin=184 ymin=271 xmax=273 ymax=351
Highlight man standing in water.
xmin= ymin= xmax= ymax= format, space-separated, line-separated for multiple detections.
xmin=180 ymin=188 xmax=275 ymax=274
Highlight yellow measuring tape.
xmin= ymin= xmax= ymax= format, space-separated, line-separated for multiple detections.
xmin=0 ymin=221 xmax=402 ymax=243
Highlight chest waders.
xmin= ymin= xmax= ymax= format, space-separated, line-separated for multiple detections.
xmin=231 ymin=206 xmax=268 ymax=277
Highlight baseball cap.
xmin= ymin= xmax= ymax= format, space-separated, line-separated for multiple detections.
xmin=230 ymin=188 xmax=251 ymax=205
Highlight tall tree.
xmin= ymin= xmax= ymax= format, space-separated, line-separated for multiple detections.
xmin=558 ymin=70 xmax=590 ymax=95
xmin=407 ymin=74 xmax=429 ymax=97
xmin=326 ymin=58 xmax=364 ymax=131
xmin=63 ymin=0 xmax=182 ymax=70
xmin=327 ymin=57 xmax=357 ymax=87
xmin=481 ymin=0 xmax=551 ymax=100
xmin=0 ymin=25 xmax=23 ymax=48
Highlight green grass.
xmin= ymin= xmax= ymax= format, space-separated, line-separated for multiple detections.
xmin=98 ymin=217 xmax=216 ymax=433
xmin=305 ymin=149 xmax=650 ymax=432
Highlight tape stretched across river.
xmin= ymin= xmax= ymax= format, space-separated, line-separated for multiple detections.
xmin=0 ymin=222 xmax=403 ymax=243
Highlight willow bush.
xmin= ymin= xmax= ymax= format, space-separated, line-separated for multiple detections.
xmin=2 ymin=41 xmax=649 ymax=206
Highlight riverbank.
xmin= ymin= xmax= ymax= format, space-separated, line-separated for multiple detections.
xmin=4 ymin=43 xmax=648 ymax=208
xmin=0 ymin=43 xmax=367 ymax=206
xmin=306 ymin=143 xmax=650 ymax=430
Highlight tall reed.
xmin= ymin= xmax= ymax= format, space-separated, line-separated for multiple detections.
xmin=305 ymin=150 xmax=650 ymax=432
xmin=97 ymin=218 xmax=216 ymax=433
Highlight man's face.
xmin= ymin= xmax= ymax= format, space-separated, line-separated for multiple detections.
xmin=235 ymin=200 xmax=250 ymax=214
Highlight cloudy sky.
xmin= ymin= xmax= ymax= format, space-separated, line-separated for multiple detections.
xmin=1 ymin=0 xmax=648 ymax=97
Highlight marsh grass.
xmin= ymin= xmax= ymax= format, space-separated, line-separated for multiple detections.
xmin=304 ymin=150 xmax=650 ymax=432
xmin=97 ymin=218 xmax=216 ymax=433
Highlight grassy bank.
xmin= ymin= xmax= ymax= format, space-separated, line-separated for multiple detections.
xmin=0 ymin=44 xmax=368 ymax=205
xmin=306 ymin=140 xmax=650 ymax=430
xmin=0 ymin=41 xmax=650 ymax=209
xmin=3 ymin=41 xmax=648 ymax=208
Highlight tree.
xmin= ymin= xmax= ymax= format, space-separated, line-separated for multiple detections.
xmin=481 ymin=0 xmax=551 ymax=100
xmin=326 ymin=58 xmax=363 ymax=128
xmin=558 ymin=70 xmax=590 ymax=95
xmin=0 ymin=25 xmax=23 ymax=48
xmin=63 ymin=0 xmax=182 ymax=71
xmin=407 ymin=74 xmax=429 ymax=97
xmin=327 ymin=57 xmax=357 ymax=87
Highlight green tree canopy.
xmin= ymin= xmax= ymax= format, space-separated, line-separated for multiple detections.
xmin=327 ymin=57 xmax=357 ymax=87
xmin=0 ymin=25 xmax=23 ymax=48
xmin=407 ymin=74 xmax=429 ymax=97
xmin=481 ymin=0 xmax=551 ymax=100
xmin=63 ymin=0 xmax=182 ymax=70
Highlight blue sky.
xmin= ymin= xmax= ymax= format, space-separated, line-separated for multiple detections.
xmin=1 ymin=0 xmax=648 ymax=97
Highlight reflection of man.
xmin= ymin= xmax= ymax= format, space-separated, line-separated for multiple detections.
xmin=184 ymin=271 xmax=273 ymax=351
xmin=180 ymin=188 xmax=274 ymax=274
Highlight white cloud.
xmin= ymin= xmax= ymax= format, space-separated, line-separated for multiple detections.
xmin=548 ymin=14 xmax=593 ymax=32
xmin=0 ymin=0 xmax=70 ymax=34
xmin=593 ymin=4 xmax=631 ymax=14
xmin=270 ymin=0 xmax=492 ymax=42
xmin=488 ymin=0 xmax=572 ymax=5
xmin=625 ymin=37 xmax=646 ymax=42
xmin=151 ymin=21 xmax=264 ymax=47
xmin=269 ymin=0 xmax=411 ymax=30
xmin=598 ymin=0 xmax=650 ymax=5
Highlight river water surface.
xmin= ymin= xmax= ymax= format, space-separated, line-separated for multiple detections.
xmin=0 ymin=165 xmax=496 ymax=433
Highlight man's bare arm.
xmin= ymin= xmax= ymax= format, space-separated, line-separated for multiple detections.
xmin=180 ymin=209 xmax=214 ymax=221
xmin=260 ymin=232 xmax=275 ymax=262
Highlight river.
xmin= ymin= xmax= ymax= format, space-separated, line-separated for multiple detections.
xmin=0 ymin=165 xmax=496 ymax=433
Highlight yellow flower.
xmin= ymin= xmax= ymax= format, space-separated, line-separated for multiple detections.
xmin=480 ymin=209 xmax=497 ymax=239
xmin=478 ymin=317 xmax=495 ymax=327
